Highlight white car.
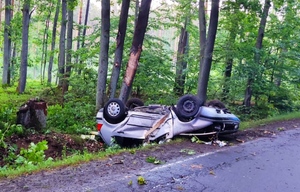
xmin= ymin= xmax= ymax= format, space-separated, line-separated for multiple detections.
xmin=96 ymin=94 xmax=240 ymax=146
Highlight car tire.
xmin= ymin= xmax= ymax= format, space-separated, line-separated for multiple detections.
xmin=103 ymin=98 xmax=126 ymax=124
xmin=176 ymin=94 xmax=202 ymax=119
xmin=126 ymin=98 xmax=144 ymax=110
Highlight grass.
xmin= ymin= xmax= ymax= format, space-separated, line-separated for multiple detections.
xmin=239 ymin=111 xmax=300 ymax=130
xmin=0 ymin=147 xmax=127 ymax=179
xmin=0 ymin=80 xmax=47 ymax=108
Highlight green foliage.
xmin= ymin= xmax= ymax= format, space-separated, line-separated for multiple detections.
xmin=145 ymin=156 xmax=163 ymax=164
xmin=180 ymin=149 xmax=196 ymax=155
xmin=137 ymin=176 xmax=146 ymax=185
xmin=15 ymin=140 xmax=53 ymax=166
xmin=47 ymin=103 xmax=94 ymax=134
xmin=191 ymin=136 xmax=205 ymax=144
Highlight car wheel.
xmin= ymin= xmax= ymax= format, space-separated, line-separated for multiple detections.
xmin=176 ymin=94 xmax=202 ymax=119
xmin=103 ymin=98 xmax=126 ymax=124
xmin=126 ymin=98 xmax=144 ymax=110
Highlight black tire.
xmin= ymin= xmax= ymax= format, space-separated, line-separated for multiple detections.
xmin=103 ymin=98 xmax=126 ymax=124
xmin=176 ymin=94 xmax=202 ymax=119
xmin=126 ymin=98 xmax=144 ymax=110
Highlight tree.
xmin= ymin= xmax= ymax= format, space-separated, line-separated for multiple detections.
xmin=75 ymin=0 xmax=83 ymax=67
xmin=40 ymin=5 xmax=52 ymax=84
xmin=108 ymin=0 xmax=130 ymax=99
xmin=62 ymin=1 xmax=74 ymax=94
xmin=96 ymin=0 xmax=110 ymax=110
xmin=18 ymin=0 xmax=31 ymax=93
xmin=77 ymin=0 xmax=90 ymax=75
xmin=119 ymin=0 xmax=152 ymax=103
xmin=197 ymin=0 xmax=220 ymax=105
xmin=174 ymin=21 xmax=189 ymax=96
xmin=243 ymin=0 xmax=271 ymax=107
xmin=2 ymin=0 xmax=12 ymax=86
xmin=198 ymin=0 xmax=206 ymax=69
xmin=48 ymin=0 xmax=60 ymax=84
xmin=58 ymin=0 xmax=67 ymax=86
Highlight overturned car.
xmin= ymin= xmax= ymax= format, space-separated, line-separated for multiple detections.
xmin=96 ymin=94 xmax=240 ymax=146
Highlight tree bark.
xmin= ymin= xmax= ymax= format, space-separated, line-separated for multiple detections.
xmin=75 ymin=0 xmax=83 ymax=66
xmin=18 ymin=0 xmax=31 ymax=93
xmin=48 ymin=0 xmax=60 ymax=85
xmin=96 ymin=0 xmax=110 ymax=110
xmin=197 ymin=0 xmax=220 ymax=105
xmin=119 ymin=0 xmax=152 ymax=103
xmin=78 ymin=0 xmax=90 ymax=75
xmin=243 ymin=0 xmax=271 ymax=107
xmin=199 ymin=0 xmax=206 ymax=70
xmin=62 ymin=6 xmax=73 ymax=94
xmin=174 ymin=20 xmax=189 ymax=96
xmin=58 ymin=0 xmax=67 ymax=87
xmin=2 ymin=0 xmax=12 ymax=86
xmin=41 ymin=10 xmax=52 ymax=84
xmin=108 ymin=0 xmax=130 ymax=99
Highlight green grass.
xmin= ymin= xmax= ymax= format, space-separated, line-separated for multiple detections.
xmin=0 ymin=147 xmax=127 ymax=179
xmin=0 ymin=80 xmax=47 ymax=108
xmin=239 ymin=111 xmax=300 ymax=130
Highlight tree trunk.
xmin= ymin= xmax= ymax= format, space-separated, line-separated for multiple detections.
xmin=17 ymin=99 xmax=47 ymax=131
xmin=78 ymin=0 xmax=90 ymax=75
xmin=58 ymin=0 xmax=67 ymax=87
xmin=18 ymin=0 xmax=30 ymax=93
xmin=243 ymin=0 xmax=271 ymax=107
xmin=174 ymin=20 xmax=189 ymax=96
xmin=198 ymin=0 xmax=206 ymax=70
xmin=41 ymin=11 xmax=51 ymax=84
xmin=108 ymin=0 xmax=130 ymax=99
xmin=96 ymin=0 xmax=110 ymax=110
xmin=0 ymin=0 xmax=2 ymax=30
xmin=197 ymin=0 xmax=220 ymax=105
xmin=48 ymin=0 xmax=60 ymax=85
xmin=2 ymin=0 xmax=12 ymax=86
xmin=119 ymin=0 xmax=152 ymax=103
xmin=75 ymin=0 xmax=83 ymax=66
xmin=222 ymin=17 xmax=238 ymax=101
xmin=62 ymin=7 xmax=73 ymax=94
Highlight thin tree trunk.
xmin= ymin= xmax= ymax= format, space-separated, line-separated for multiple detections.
xmin=199 ymin=0 xmax=206 ymax=70
xmin=18 ymin=0 xmax=30 ymax=93
xmin=243 ymin=0 xmax=271 ymax=107
xmin=48 ymin=0 xmax=60 ymax=85
xmin=119 ymin=0 xmax=152 ymax=103
xmin=108 ymin=0 xmax=130 ymax=99
xmin=197 ymin=0 xmax=220 ymax=105
xmin=62 ymin=7 xmax=73 ymax=94
xmin=41 ymin=11 xmax=51 ymax=84
xmin=78 ymin=0 xmax=90 ymax=75
xmin=75 ymin=0 xmax=83 ymax=66
xmin=2 ymin=0 xmax=12 ymax=85
xmin=58 ymin=0 xmax=67 ymax=87
xmin=174 ymin=19 xmax=189 ymax=96
xmin=96 ymin=0 xmax=110 ymax=110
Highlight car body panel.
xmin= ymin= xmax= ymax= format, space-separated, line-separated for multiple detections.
xmin=96 ymin=103 xmax=240 ymax=146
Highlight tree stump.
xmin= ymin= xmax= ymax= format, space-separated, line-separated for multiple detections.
xmin=16 ymin=99 xmax=47 ymax=131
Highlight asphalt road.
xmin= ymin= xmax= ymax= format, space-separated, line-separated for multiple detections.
xmin=1 ymin=128 xmax=300 ymax=192
xmin=93 ymin=128 xmax=300 ymax=192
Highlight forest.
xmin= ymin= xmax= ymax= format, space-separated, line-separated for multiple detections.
xmin=0 ymin=0 xmax=300 ymax=164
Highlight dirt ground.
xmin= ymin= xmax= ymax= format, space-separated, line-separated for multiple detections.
xmin=0 ymin=119 xmax=299 ymax=191
xmin=1 ymin=118 xmax=299 ymax=168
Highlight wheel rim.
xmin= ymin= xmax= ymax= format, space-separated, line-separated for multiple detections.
xmin=183 ymin=100 xmax=195 ymax=112
xmin=107 ymin=102 xmax=120 ymax=117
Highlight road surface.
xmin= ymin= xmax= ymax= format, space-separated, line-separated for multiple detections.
xmin=1 ymin=128 xmax=300 ymax=192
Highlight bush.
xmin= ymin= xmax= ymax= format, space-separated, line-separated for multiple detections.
xmin=47 ymin=102 xmax=95 ymax=134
